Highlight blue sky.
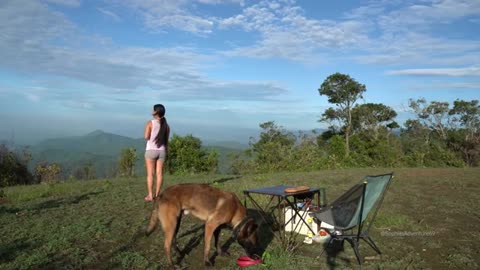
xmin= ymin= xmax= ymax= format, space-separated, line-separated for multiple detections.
xmin=0 ymin=0 xmax=479 ymax=145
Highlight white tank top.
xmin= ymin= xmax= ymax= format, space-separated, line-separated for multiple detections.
xmin=146 ymin=120 xmax=166 ymax=151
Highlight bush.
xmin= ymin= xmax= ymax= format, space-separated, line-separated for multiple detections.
xmin=34 ymin=162 xmax=62 ymax=183
xmin=0 ymin=144 xmax=34 ymax=187
xmin=166 ymin=134 xmax=218 ymax=174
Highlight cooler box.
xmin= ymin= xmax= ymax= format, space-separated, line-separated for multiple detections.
xmin=284 ymin=206 xmax=318 ymax=235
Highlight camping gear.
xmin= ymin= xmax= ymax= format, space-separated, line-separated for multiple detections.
xmin=312 ymin=173 xmax=394 ymax=268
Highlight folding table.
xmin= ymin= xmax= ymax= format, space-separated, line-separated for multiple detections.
xmin=243 ymin=185 xmax=324 ymax=249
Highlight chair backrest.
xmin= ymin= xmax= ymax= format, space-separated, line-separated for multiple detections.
xmin=329 ymin=183 xmax=365 ymax=229
xmin=330 ymin=173 xmax=393 ymax=229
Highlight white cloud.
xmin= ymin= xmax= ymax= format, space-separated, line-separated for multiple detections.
xmin=25 ymin=93 xmax=42 ymax=102
xmin=378 ymin=0 xmax=480 ymax=32
xmin=219 ymin=0 xmax=369 ymax=61
xmin=387 ymin=66 xmax=480 ymax=77
xmin=115 ymin=0 xmax=480 ymax=66
xmin=197 ymin=0 xmax=245 ymax=5
xmin=0 ymin=0 xmax=291 ymax=108
xmin=345 ymin=0 xmax=480 ymax=67
xmin=119 ymin=0 xmax=245 ymax=34
xmin=118 ymin=0 xmax=211 ymax=33
xmin=355 ymin=30 xmax=480 ymax=66
xmin=43 ymin=0 xmax=81 ymax=7
xmin=410 ymin=82 xmax=480 ymax=90
xmin=97 ymin=7 xmax=121 ymax=22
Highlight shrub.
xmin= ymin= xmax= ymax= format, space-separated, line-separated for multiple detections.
xmin=0 ymin=144 xmax=34 ymax=187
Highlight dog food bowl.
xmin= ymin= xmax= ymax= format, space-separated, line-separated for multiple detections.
xmin=236 ymin=255 xmax=263 ymax=268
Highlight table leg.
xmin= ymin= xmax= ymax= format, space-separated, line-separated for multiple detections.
xmin=244 ymin=193 xmax=283 ymax=242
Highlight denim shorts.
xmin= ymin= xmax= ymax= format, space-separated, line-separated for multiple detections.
xmin=145 ymin=149 xmax=166 ymax=161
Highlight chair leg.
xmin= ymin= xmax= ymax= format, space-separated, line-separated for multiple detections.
xmin=346 ymin=238 xmax=362 ymax=268
xmin=319 ymin=237 xmax=334 ymax=257
xmin=363 ymin=236 xmax=381 ymax=255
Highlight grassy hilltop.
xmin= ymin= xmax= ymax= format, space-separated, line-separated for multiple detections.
xmin=1 ymin=168 xmax=479 ymax=269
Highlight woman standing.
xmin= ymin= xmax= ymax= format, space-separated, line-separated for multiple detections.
xmin=144 ymin=104 xmax=170 ymax=201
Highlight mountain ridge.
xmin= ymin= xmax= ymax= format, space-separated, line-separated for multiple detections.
xmin=27 ymin=130 xmax=247 ymax=177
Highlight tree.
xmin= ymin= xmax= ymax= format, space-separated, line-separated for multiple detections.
xmin=0 ymin=144 xmax=34 ymax=187
xmin=351 ymin=103 xmax=398 ymax=140
xmin=166 ymin=134 xmax=218 ymax=174
xmin=249 ymin=121 xmax=296 ymax=172
xmin=35 ymin=162 xmax=62 ymax=183
xmin=318 ymin=73 xmax=366 ymax=157
xmin=449 ymin=99 xmax=480 ymax=140
xmin=409 ymin=98 xmax=450 ymax=140
xmin=118 ymin=147 xmax=138 ymax=177
xmin=448 ymin=99 xmax=480 ymax=166
xmin=73 ymin=161 xmax=96 ymax=180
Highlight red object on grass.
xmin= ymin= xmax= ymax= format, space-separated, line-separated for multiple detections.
xmin=319 ymin=229 xmax=328 ymax=236
xmin=236 ymin=255 xmax=263 ymax=268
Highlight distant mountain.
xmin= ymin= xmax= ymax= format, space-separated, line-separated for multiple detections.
xmin=31 ymin=130 xmax=144 ymax=157
xmin=203 ymin=139 xmax=248 ymax=150
xmin=20 ymin=127 xmax=326 ymax=177
xmin=29 ymin=130 xmax=145 ymax=178
xmin=27 ymin=130 xmax=248 ymax=177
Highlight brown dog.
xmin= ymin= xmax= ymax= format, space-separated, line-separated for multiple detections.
xmin=146 ymin=183 xmax=259 ymax=267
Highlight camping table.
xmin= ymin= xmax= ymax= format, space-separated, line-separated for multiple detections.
xmin=243 ymin=185 xmax=323 ymax=249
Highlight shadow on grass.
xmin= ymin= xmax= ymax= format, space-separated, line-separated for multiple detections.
xmin=322 ymin=239 xmax=355 ymax=270
xmin=93 ymin=227 xmax=147 ymax=270
xmin=209 ymin=176 xmax=242 ymax=185
xmin=0 ymin=191 xmax=104 ymax=215
xmin=94 ymin=206 xmax=275 ymax=269
xmin=0 ymin=205 xmax=21 ymax=215
xmin=0 ymin=238 xmax=38 ymax=264
xmin=29 ymin=191 xmax=104 ymax=211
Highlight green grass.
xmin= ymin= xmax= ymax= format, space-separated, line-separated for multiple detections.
xmin=1 ymin=168 xmax=479 ymax=269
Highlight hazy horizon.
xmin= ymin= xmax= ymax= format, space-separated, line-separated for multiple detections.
xmin=0 ymin=124 xmax=262 ymax=146
xmin=1 ymin=0 xmax=479 ymax=146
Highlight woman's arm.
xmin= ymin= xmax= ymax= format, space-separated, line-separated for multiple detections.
xmin=144 ymin=121 xmax=152 ymax=140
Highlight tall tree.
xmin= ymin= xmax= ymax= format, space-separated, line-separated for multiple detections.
xmin=448 ymin=99 xmax=480 ymax=166
xmin=449 ymin=99 xmax=480 ymax=140
xmin=318 ymin=73 xmax=366 ymax=157
xmin=409 ymin=98 xmax=450 ymax=140
xmin=352 ymin=103 xmax=398 ymax=140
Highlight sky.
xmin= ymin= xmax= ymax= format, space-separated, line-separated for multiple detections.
xmin=0 ymin=0 xmax=479 ymax=145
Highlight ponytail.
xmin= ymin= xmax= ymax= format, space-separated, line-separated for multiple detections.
xmin=154 ymin=117 xmax=168 ymax=147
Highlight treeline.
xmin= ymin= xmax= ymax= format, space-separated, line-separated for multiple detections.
xmin=0 ymin=134 xmax=219 ymax=187
xmin=231 ymin=73 xmax=479 ymax=174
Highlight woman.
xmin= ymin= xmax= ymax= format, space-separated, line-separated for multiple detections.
xmin=144 ymin=104 xmax=170 ymax=201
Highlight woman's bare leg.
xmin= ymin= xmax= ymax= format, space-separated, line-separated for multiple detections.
xmin=155 ymin=159 xmax=164 ymax=197
xmin=145 ymin=158 xmax=156 ymax=200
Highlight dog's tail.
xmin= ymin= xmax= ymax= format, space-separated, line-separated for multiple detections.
xmin=145 ymin=209 xmax=158 ymax=236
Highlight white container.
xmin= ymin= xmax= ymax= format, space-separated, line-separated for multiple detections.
xmin=284 ymin=206 xmax=318 ymax=236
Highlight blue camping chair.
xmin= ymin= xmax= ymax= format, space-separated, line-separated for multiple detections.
xmin=312 ymin=173 xmax=394 ymax=268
